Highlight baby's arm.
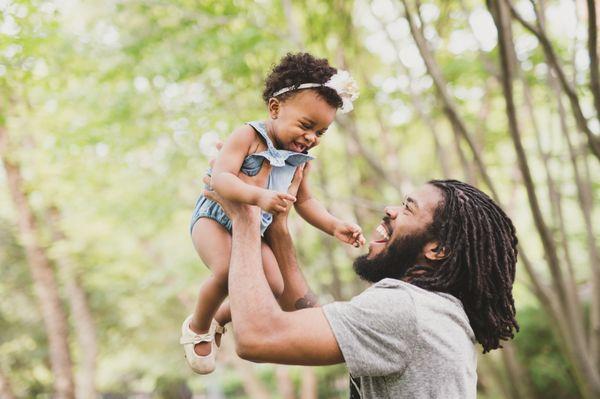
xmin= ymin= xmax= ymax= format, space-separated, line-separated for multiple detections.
xmin=211 ymin=125 xmax=295 ymax=213
xmin=294 ymin=163 xmax=365 ymax=247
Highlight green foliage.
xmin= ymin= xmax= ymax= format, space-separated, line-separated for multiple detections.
xmin=153 ymin=376 xmax=192 ymax=399
xmin=514 ymin=306 xmax=579 ymax=398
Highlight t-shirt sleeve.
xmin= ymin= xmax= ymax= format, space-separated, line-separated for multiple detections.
xmin=322 ymin=282 xmax=417 ymax=377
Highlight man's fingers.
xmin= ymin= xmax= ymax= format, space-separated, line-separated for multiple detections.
xmin=289 ymin=164 xmax=305 ymax=188
xmin=287 ymin=163 xmax=306 ymax=197
xmin=274 ymin=205 xmax=287 ymax=213
xmin=278 ymin=193 xmax=297 ymax=202
xmin=208 ymin=141 xmax=223 ymax=168
xmin=303 ymin=161 xmax=312 ymax=175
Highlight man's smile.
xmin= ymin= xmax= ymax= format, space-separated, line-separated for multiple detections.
xmin=374 ymin=224 xmax=391 ymax=243
xmin=368 ymin=218 xmax=393 ymax=255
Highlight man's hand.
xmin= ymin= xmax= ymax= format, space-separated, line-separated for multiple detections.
xmin=287 ymin=162 xmax=308 ymax=199
xmin=268 ymin=163 xmax=307 ymax=228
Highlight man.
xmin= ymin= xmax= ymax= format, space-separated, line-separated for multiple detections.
xmin=204 ymin=161 xmax=519 ymax=399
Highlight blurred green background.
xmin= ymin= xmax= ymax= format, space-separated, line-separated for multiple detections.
xmin=1 ymin=0 xmax=599 ymax=398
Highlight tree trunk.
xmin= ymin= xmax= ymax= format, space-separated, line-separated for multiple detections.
xmin=488 ymin=0 xmax=600 ymax=396
xmin=0 ymin=368 xmax=16 ymax=399
xmin=299 ymin=367 xmax=317 ymax=399
xmin=538 ymin=0 xmax=600 ymax=372
xmin=48 ymin=208 xmax=98 ymax=399
xmin=500 ymin=342 xmax=536 ymax=399
xmin=401 ymin=0 xmax=499 ymax=200
xmin=516 ymin=4 xmax=586 ymax=357
xmin=276 ymin=366 xmax=296 ymax=399
xmin=0 ymin=127 xmax=76 ymax=399
xmin=586 ymin=0 xmax=600 ymax=121
xmin=479 ymin=354 xmax=514 ymax=398
xmin=549 ymin=71 xmax=600 ymax=367
xmin=367 ymin=5 xmax=451 ymax=178
xmin=506 ymin=0 xmax=600 ymax=160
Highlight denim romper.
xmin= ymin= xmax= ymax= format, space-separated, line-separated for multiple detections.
xmin=190 ymin=121 xmax=314 ymax=236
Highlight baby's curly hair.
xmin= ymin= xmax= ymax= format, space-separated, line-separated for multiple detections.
xmin=262 ymin=52 xmax=343 ymax=109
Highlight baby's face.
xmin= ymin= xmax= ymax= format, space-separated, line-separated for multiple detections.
xmin=271 ymin=90 xmax=337 ymax=153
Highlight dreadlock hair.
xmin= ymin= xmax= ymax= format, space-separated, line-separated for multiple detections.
xmin=407 ymin=179 xmax=519 ymax=353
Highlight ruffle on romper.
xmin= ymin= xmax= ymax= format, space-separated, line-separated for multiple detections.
xmin=190 ymin=121 xmax=314 ymax=235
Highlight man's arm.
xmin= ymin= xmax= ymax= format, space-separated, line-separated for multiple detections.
xmin=264 ymin=220 xmax=319 ymax=311
xmin=228 ymin=210 xmax=343 ymax=365
xmin=264 ymin=162 xmax=319 ymax=311
xmin=205 ymin=164 xmax=344 ymax=366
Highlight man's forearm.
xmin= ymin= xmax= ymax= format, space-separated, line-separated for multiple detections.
xmin=228 ymin=214 xmax=281 ymax=336
xmin=265 ymin=222 xmax=319 ymax=311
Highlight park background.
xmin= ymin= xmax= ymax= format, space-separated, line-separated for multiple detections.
xmin=1 ymin=0 xmax=599 ymax=398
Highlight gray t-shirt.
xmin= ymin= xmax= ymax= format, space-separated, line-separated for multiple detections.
xmin=323 ymin=278 xmax=477 ymax=398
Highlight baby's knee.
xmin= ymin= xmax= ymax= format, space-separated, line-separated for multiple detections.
xmin=212 ymin=268 xmax=229 ymax=290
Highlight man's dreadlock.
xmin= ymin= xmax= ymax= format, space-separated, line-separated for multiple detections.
xmin=407 ymin=179 xmax=519 ymax=353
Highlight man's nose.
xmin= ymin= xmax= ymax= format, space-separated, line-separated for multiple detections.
xmin=384 ymin=206 xmax=399 ymax=219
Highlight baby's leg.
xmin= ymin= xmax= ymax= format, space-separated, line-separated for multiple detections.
xmin=190 ymin=218 xmax=232 ymax=355
xmin=213 ymin=241 xmax=283 ymax=328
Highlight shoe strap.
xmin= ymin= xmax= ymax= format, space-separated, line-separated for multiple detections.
xmin=180 ymin=332 xmax=213 ymax=345
xmin=214 ymin=324 xmax=227 ymax=335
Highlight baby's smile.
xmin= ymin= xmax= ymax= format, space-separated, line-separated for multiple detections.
xmin=289 ymin=141 xmax=307 ymax=153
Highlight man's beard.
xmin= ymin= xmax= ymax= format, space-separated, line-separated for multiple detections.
xmin=353 ymin=231 xmax=431 ymax=283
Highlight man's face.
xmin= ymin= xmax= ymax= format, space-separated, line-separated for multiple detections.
xmin=353 ymin=184 xmax=443 ymax=282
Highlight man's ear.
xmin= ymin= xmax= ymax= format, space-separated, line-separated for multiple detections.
xmin=423 ymin=241 xmax=448 ymax=261
xmin=268 ymin=98 xmax=280 ymax=119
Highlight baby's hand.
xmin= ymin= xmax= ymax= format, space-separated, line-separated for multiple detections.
xmin=333 ymin=221 xmax=366 ymax=248
xmin=257 ymin=189 xmax=296 ymax=214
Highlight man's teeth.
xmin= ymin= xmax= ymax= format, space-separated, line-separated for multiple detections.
xmin=376 ymin=225 xmax=390 ymax=241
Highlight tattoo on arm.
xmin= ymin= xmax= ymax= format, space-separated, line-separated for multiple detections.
xmin=294 ymin=291 xmax=319 ymax=309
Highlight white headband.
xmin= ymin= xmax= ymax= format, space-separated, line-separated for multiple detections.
xmin=271 ymin=70 xmax=359 ymax=113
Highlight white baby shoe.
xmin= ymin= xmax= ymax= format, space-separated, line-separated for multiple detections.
xmin=180 ymin=315 xmax=226 ymax=374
